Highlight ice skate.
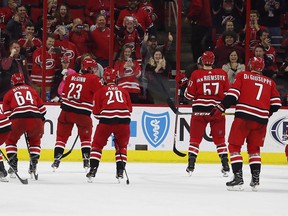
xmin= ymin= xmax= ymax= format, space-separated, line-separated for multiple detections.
xmin=226 ymin=171 xmax=244 ymax=191
xmin=51 ymin=159 xmax=61 ymax=172
xmin=116 ymin=169 xmax=124 ymax=183
xmin=83 ymin=158 xmax=90 ymax=171
xmin=221 ymin=157 xmax=230 ymax=177
xmin=86 ymin=167 xmax=97 ymax=183
xmin=8 ymin=157 xmax=18 ymax=178
xmin=28 ymin=160 xmax=39 ymax=180
xmin=0 ymin=171 xmax=8 ymax=182
xmin=0 ymin=162 xmax=8 ymax=182
xmin=250 ymin=170 xmax=260 ymax=192
xmin=186 ymin=155 xmax=196 ymax=176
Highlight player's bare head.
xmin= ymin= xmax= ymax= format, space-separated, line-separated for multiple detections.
xmin=11 ymin=72 xmax=25 ymax=86
xmin=249 ymin=56 xmax=265 ymax=73
xmin=103 ymin=67 xmax=117 ymax=84
xmin=81 ymin=58 xmax=97 ymax=74
xmin=201 ymin=51 xmax=215 ymax=66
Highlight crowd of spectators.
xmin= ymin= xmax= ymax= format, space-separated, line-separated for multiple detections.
xmin=1 ymin=0 xmax=288 ymax=105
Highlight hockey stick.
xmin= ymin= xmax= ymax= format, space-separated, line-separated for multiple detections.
xmin=0 ymin=149 xmax=28 ymax=184
xmin=173 ymin=112 xmax=187 ymax=157
xmin=60 ymin=135 xmax=79 ymax=159
xmin=167 ymin=99 xmax=234 ymax=116
xmin=114 ymin=137 xmax=130 ymax=185
xmin=24 ymin=133 xmax=38 ymax=180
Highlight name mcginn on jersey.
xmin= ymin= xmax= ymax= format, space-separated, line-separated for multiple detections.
xmin=71 ymin=76 xmax=87 ymax=82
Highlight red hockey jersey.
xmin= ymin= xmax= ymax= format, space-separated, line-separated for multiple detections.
xmin=223 ymin=71 xmax=281 ymax=124
xmin=3 ymin=84 xmax=46 ymax=119
xmin=184 ymin=68 xmax=230 ymax=112
xmin=93 ymin=84 xmax=132 ymax=124
xmin=61 ymin=73 xmax=103 ymax=116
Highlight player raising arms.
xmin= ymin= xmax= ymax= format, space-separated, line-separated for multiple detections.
xmin=86 ymin=67 xmax=132 ymax=182
xmin=210 ymin=57 xmax=281 ymax=191
xmin=51 ymin=58 xmax=103 ymax=171
xmin=3 ymin=73 xmax=46 ymax=178
xmin=184 ymin=51 xmax=231 ymax=176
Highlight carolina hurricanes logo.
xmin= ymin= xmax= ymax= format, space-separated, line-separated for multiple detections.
xmin=46 ymin=59 xmax=55 ymax=69
xmin=62 ymin=49 xmax=75 ymax=60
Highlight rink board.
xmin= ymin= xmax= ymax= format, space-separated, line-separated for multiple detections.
xmin=1 ymin=104 xmax=288 ymax=164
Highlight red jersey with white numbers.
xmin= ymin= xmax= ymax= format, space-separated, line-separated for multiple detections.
xmin=184 ymin=68 xmax=230 ymax=112
xmin=3 ymin=84 xmax=46 ymax=119
xmin=61 ymin=73 xmax=103 ymax=116
xmin=93 ymin=84 xmax=132 ymax=124
xmin=224 ymin=71 xmax=281 ymax=124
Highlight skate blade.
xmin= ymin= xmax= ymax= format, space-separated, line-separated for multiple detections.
xmin=9 ymin=173 xmax=16 ymax=178
xmin=227 ymin=185 xmax=244 ymax=191
xmin=87 ymin=177 xmax=93 ymax=183
xmin=222 ymin=171 xmax=229 ymax=177
xmin=0 ymin=177 xmax=9 ymax=182
xmin=251 ymin=185 xmax=259 ymax=192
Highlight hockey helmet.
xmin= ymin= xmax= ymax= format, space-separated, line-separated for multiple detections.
xmin=11 ymin=72 xmax=25 ymax=86
xmin=103 ymin=67 xmax=117 ymax=83
xmin=249 ymin=56 xmax=265 ymax=72
xmin=81 ymin=58 xmax=97 ymax=71
xmin=201 ymin=51 xmax=215 ymax=65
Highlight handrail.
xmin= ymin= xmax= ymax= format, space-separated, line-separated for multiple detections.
xmin=166 ymin=0 xmax=178 ymax=28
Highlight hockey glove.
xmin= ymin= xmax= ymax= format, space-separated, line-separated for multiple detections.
xmin=210 ymin=104 xmax=225 ymax=119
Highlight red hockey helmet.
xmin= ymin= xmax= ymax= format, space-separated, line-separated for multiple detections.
xmin=81 ymin=58 xmax=97 ymax=71
xmin=249 ymin=56 xmax=265 ymax=72
xmin=103 ymin=67 xmax=117 ymax=83
xmin=201 ymin=51 xmax=215 ymax=65
xmin=11 ymin=73 xmax=25 ymax=86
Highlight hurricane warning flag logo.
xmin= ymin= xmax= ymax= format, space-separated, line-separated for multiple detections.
xmin=142 ymin=111 xmax=170 ymax=148
xmin=270 ymin=116 xmax=288 ymax=146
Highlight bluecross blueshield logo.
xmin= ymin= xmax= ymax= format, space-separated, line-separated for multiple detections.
xmin=142 ymin=111 xmax=170 ymax=148
xmin=270 ymin=116 xmax=288 ymax=146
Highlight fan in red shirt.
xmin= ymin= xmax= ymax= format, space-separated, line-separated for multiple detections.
xmin=184 ymin=51 xmax=230 ymax=176
xmin=51 ymin=58 xmax=103 ymax=171
xmin=90 ymin=14 xmax=111 ymax=67
xmin=86 ymin=67 xmax=132 ymax=182
xmin=3 ymin=72 xmax=46 ymax=179
xmin=210 ymin=56 xmax=281 ymax=191
xmin=116 ymin=0 xmax=156 ymax=35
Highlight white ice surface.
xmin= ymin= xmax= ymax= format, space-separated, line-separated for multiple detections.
xmin=0 ymin=162 xmax=287 ymax=216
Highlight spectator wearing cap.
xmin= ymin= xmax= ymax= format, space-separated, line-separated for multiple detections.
xmin=115 ymin=0 xmax=156 ymax=36
xmin=35 ymin=14 xmax=57 ymax=40
xmin=51 ymin=56 xmax=77 ymax=102
xmin=140 ymin=32 xmax=173 ymax=97
xmin=31 ymin=33 xmax=60 ymax=98
xmin=213 ymin=30 xmax=244 ymax=68
xmin=69 ymin=18 xmax=91 ymax=56
xmin=115 ymin=15 xmax=144 ymax=66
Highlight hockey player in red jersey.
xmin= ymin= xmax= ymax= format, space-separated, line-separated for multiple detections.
xmin=2 ymin=73 xmax=46 ymax=178
xmin=86 ymin=67 xmax=132 ymax=182
xmin=184 ymin=51 xmax=230 ymax=176
xmin=210 ymin=56 xmax=282 ymax=191
xmin=51 ymin=58 xmax=103 ymax=171
xmin=0 ymin=108 xmax=11 ymax=182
